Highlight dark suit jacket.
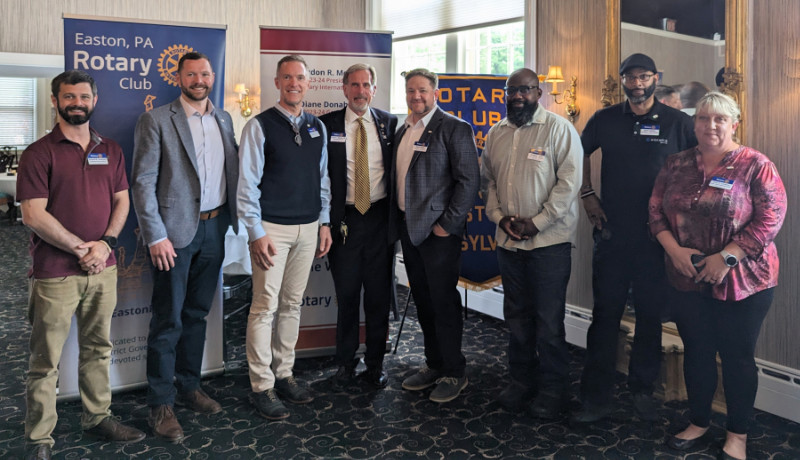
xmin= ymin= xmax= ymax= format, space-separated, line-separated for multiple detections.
xmin=132 ymin=98 xmax=239 ymax=249
xmin=319 ymin=106 xmax=397 ymax=234
xmin=389 ymin=107 xmax=480 ymax=246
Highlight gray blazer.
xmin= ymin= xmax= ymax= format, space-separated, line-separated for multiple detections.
xmin=389 ymin=107 xmax=480 ymax=246
xmin=132 ymin=98 xmax=239 ymax=249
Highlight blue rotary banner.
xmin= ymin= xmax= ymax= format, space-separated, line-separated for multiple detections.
xmin=437 ymin=74 xmax=507 ymax=289
xmin=60 ymin=16 xmax=227 ymax=397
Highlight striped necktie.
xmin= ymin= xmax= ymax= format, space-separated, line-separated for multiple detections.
xmin=354 ymin=117 xmax=371 ymax=214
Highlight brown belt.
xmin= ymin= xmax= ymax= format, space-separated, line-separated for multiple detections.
xmin=199 ymin=205 xmax=224 ymax=220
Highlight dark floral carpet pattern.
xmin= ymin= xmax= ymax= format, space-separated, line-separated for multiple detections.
xmin=1 ymin=220 xmax=799 ymax=459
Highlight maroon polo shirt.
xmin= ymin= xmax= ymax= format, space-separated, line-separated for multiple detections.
xmin=16 ymin=123 xmax=128 ymax=279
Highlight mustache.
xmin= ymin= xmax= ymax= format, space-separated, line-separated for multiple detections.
xmin=64 ymin=105 xmax=89 ymax=113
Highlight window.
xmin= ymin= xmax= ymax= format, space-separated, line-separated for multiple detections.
xmin=0 ymin=77 xmax=36 ymax=147
xmin=389 ymin=21 xmax=524 ymax=113
xmin=460 ymin=22 xmax=525 ymax=75
xmin=390 ymin=35 xmax=447 ymax=114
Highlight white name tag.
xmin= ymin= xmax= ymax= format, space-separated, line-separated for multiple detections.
xmin=330 ymin=132 xmax=346 ymax=143
xmin=87 ymin=152 xmax=108 ymax=165
xmin=527 ymin=148 xmax=546 ymax=161
xmin=413 ymin=142 xmax=428 ymax=152
xmin=308 ymin=127 xmax=320 ymax=138
xmin=709 ymin=176 xmax=734 ymax=190
xmin=639 ymin=124 xmax=660 ymax=136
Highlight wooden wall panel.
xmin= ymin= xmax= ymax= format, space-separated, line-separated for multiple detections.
xmin=747 ymin=0 xmax=800 ymax=369
xmin=0 ymin=0 xmax=366 ymax=136
xmin=535 ymin=0 xmax=607 ymax=309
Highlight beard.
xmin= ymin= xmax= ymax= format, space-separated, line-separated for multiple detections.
xmin=181 ymin=84 xmax=210 ymax=102
xmin=506 ymin=100 xmax=537 ymax=127
xmin=623 ymin=80 xmax=657 ymax=104
xmin=58 ymin=105 xmax=93 ymax=125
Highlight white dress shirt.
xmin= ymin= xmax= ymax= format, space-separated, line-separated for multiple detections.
xmin=344 ymin=106 xmax=386 ymax=204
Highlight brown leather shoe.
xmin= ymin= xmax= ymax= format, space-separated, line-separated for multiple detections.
xmin=148 ymin=405 xmax=184 ymax=443
xmin=84 ymin=416 xmax=146 ymax=443
xmin=176 ymin=388 xmax=223 ymax=414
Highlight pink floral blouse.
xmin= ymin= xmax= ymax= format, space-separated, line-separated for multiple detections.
xmin=649 ymin=146 xmax=787 ymax=301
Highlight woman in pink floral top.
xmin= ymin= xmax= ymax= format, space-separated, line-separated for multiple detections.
xmin=649 ymin=92 xmax=786 ymax=460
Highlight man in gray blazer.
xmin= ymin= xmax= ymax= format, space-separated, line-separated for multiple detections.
xmin=390 ymin=68 xmax=480 ymax=403
xmin=132 ymin=52 xmax=238 ymax=442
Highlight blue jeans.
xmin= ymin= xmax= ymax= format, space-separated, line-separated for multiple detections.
xmin=497 ymin=243 xmax=572 ymax=392
xmin=146 ymin=211 xmax=229 ymax=406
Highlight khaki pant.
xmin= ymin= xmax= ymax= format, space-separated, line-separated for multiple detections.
xmin=246 ymin=221 xmax=317 ymax=392
xmin=25 ymin=266 xmax=117 ymax=446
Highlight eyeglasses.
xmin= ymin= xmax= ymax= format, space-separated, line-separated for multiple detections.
xmin=504 ymin=85 xmax=538 ymax=95
xmin=291 ymin=123 xmax=302 ymax=146
xmin=622 ymin=73 xmax=655 ymax=83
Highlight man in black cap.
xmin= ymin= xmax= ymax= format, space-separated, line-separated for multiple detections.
xmin=572 ymin=53 xmax=697 ymax=423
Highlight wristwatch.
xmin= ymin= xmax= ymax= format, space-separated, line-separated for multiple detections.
xmin=319 ymin=223 xmax=331 ymax=228
xmin=100 ymin=235 xmax=118 ymax=249
xmin=720 ymin=249 xmax=738 ymax=267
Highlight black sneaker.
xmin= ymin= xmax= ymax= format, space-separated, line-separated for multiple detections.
xmin=497 ymin=379 xmax=536 ymax=411
xmin=632 ymin=393 xmax=660 ymax=421
xmin=570 ymin=402 xmax=613 ymax=423
xmin=25 ymin=444 xmax=51 ymax=460
xmin=250 ymin=389 xmax=290 ymax=420
xmin=274 ymin=376 xmax=313 ymax=404
xmin=528 ymin=390 xmax=567 ymax=419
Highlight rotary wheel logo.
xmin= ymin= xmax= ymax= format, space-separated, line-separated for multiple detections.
xmin=158 ymin=44 xmax=194 ymax=86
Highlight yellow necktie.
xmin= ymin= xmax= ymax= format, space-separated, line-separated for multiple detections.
xmin=354 ymin=117 xmax=371 ymax=214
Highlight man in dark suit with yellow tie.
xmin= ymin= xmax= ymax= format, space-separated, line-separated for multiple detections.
xmin=390 ymin=68 xmax=480 ymax=403
xmin=320 ymin=64 xmax=397 ymax=389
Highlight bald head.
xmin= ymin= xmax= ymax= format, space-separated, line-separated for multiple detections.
xmin=509 ymin=68 xmax=539 ymax=83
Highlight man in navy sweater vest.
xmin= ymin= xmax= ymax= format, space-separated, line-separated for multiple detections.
xmin=237 ymin=55 xmax=332 ymax=420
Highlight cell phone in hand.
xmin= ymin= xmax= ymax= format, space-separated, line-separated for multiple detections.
xmin=691 ymin=253 xmax=706 ymax=267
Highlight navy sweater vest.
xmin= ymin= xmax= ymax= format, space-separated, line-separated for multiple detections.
xmin=254 ymin=108 xmax=323 ymax=225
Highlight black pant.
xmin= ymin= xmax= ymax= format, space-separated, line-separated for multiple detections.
xmin=146 ymin=210 xmax=229 ymax=407
xmin=580 ymin=234 xmax=666 ymax=405
xmin=328 ymin=199 xmax=393 ymax=369
xmin=497 ymin=243 xmax=572 ymax=392
xmin=400 ymin=223 xmax=465 ymax=378
xmin=672 ymin=287 xmax=773 ymax=434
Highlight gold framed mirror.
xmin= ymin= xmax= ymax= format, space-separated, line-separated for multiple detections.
xmin=602 ymin=0 xmax=747 ymax=142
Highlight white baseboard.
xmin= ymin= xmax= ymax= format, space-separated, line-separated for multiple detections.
xmin=395 ymin=256 xmax=800 ymax=424
xmin=754 ymin=360 xmax=800 ymax=424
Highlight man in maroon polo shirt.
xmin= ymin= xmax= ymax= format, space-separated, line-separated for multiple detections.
xmin=17 ymin=70 xmax=143 ymax=460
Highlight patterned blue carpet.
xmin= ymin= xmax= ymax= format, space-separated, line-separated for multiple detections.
xmin=0 ymin=219 xmax=798 ymax=459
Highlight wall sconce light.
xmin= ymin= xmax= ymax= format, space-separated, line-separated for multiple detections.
xmin=234 ymin=83 xmax=252 ymax=117
xmin=544 ymin=65 xmax=580 ymax=122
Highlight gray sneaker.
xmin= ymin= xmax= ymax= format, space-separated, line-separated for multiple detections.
xmin=401 ymin=365 xmax=441 ymax=391
xmin=250 ymin=389 xmax=290 ymax=420
xmin=429 ymin=376 xmax=468 ymax=403
xmin=274 ymin=376 xmax=313 ymax=404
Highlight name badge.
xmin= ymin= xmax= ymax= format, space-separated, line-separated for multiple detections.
xmin=330 ymin=132 xmax=346 ymax=143
xmin=639 ymin=124 xmax=660 ymax=136
xmin=308 ymin=127 xmax=320 ymax=138
xmin=527 ymin=148 xmax=546 ymax=161
xmin=87 ymin=153 xmax=108 ymax=165
xmin=413 ymin=142 xmax=428 ymax=152
xmin=709 ymin=176 xmax=734 ymax=190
